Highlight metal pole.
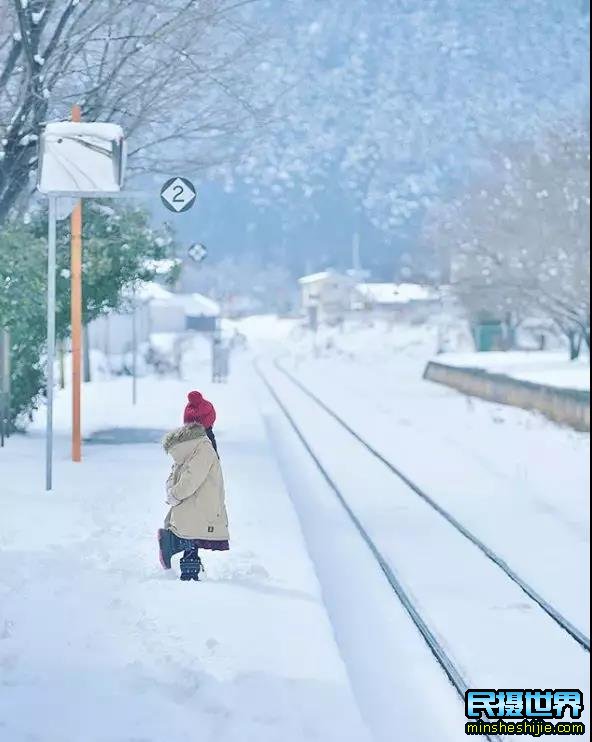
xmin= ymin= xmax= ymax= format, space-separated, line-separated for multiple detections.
xmin=70 ymin=108 xmax=83 ymax=463
xmin=46 ymin=196 xmax=57 ymax=491
xmin=131 ymin=287 xmax=137 ymax=405
xmin=0 ymin=330 xmax=5 ymax=448
xmin=5 ymin=329 xmax=11 ymax=441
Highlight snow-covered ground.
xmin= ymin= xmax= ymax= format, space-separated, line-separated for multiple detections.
xmin=0 ymin=344 xmax=372 ymax=742
xmin=2 ymin=317 xmax=590 ymax=741
xmin=259 ymin=378 xmax=471 ymax=742
xmin=241 ymin=316 xmax=590 ymax=736
xmin=255 ymin=319 xmax=590 ymax=633
xmin=435 ymin=350 xmax=590 ymax=391
xmin=260 ymin=360 xmax=589 ymax=699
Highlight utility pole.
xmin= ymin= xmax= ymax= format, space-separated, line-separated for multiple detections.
xmin=71 ymin=105 xmax=83 ymax=462
xmin=83 ymin=325 xmax=91 ymax=383
xmin=352 ymin=232 xmax=361 ymax=276
xmin=46 ymin=196 xmax=57 ymax=490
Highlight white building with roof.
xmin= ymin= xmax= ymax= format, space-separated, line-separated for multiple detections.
xmin=355 ymin=282 xmax=438 ymax=305
xmin=173 ymin=293 xmax=220 ymax=332
xmin=88 ymin=282 xmax=179 ymax=357
xmin=88 ymin=283 xmax=221 ymax=358
xmin=297 ymin=270 xmax=441 ymax=327
xmin=298 ymin=269 xmax=355 ymax=326
xmin=353 ymin=282 xmax=440 ymax=320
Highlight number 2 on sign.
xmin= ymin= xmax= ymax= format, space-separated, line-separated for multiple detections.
xmin=172 ymin=185 xmax=184 ymax=203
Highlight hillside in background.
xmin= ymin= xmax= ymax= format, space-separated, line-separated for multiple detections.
xmin=142 ymin=0 xmax=588 ymax=282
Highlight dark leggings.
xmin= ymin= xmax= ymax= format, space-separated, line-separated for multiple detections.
xmin=180 ymin=547 xmax=201 ymax=579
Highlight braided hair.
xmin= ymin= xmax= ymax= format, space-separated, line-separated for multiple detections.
xmin=206 ymin=427 xmax=219 ymax=458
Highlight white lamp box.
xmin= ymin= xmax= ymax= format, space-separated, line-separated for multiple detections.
xmin=37 ymin=121 xmax=126 ymax=194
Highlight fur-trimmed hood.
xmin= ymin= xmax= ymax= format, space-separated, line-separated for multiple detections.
xmin=163 ymin=423 xmax=207 ymax=454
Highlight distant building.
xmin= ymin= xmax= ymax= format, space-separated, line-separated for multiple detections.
xmin=297 ymin=272 xmax=441 ymax=327
xmin=88 ymin=283 xmax=221 ymax=358
xmin=298 ymin=270 xmax=355 ymax=326
xmin=87 ymin=303 xmax=151 ymax=358
xmin=140 ymin=282 xmax=186 ymax=334
xmin=353 ymin=282 xmax=440 ymax=321
xmin=173 ymin=293 xmax=220 ymax=332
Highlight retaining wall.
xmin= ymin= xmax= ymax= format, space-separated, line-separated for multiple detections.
xmin=423 ymin=361 xmax=590 ymax=432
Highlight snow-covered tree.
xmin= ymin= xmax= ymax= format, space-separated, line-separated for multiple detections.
xmin=234 ymin=0 xmax=589 ymax=234
xmin=0 ymin=0 xmax=281 ymax=221
xmin=0 ymin=0 xmax=588 ymax=240
xmin=427 ymin=124 xmax=590 ymax=357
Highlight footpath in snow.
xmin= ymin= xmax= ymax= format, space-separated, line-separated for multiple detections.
xmin=0 ymin=350 xmax=371 ymax=742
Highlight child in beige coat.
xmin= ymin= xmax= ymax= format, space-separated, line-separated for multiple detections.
xmin=158 ymin=392 xmax=229 ymax=581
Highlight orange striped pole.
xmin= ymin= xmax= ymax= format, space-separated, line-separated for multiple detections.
xmin=71 ymin=104 xmax=82 ymax=462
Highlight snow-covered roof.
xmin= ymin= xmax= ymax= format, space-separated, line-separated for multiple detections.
xmin=121 ymin=283 xmax=219 ymax=316
xmin=122 ymin=281 xmax=175 ymax=303
xmin=172 ymin=293 xmax=220 ymax=317
xmin=43 ymin=121 xmax=124 ymax=139
xmin=298 ymin=271 xmax=333 ymax=284
xmin=356 ymin=283 xmax=439 ymax=305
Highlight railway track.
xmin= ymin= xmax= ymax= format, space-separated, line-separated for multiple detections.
xmin=255 ymin=358 xmax=590 ymax=742
xmin=271 ymin=358 xmax=590 ymax=653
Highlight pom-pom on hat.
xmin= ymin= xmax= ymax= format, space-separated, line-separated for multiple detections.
xmin=183 ymin=391 xmax=216 ymax=429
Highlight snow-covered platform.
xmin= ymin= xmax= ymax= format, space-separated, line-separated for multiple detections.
xmin=0 ymin=362 xmax=371 ymax=742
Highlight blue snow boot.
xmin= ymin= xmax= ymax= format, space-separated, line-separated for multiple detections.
xmin=158 ymin=528 xmax=185 ymax=570
xmin=180 ymin=549 xmax=203 ymax=581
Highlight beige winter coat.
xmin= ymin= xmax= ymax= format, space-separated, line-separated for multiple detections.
xmin=163 ymin=424 xmax=229 ymax=546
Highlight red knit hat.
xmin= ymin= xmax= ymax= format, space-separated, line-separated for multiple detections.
xmin=183 ymin=391 xmax=216 ymax=429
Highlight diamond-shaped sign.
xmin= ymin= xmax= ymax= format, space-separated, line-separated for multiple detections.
xmin=160 ymin=177 xmax=197 ymax=213
xmin=188 ymin=243 xmax=208 ymax=263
